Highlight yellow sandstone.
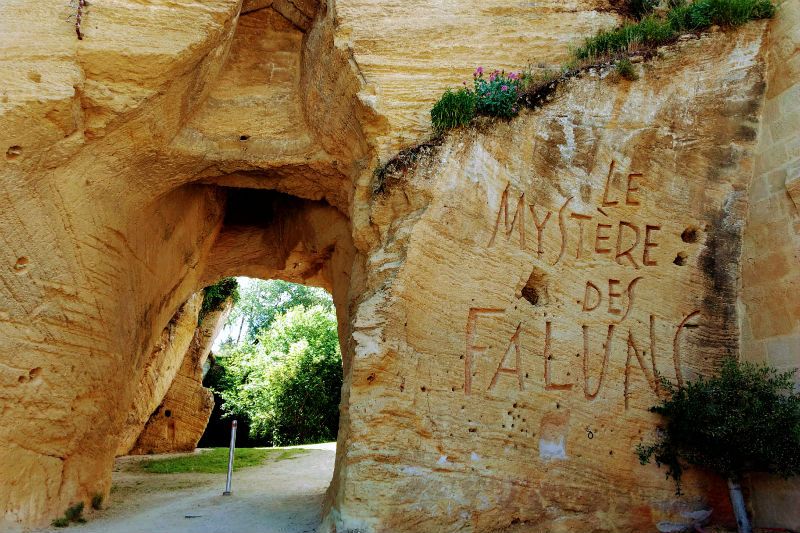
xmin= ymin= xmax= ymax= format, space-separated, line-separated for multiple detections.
xmin=0 ymin=0 xmax=797 ymax=531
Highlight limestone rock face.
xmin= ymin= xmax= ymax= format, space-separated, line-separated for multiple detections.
xmin=0 ymin=0 xmax=797 ymax=530
xmin=739 ymin=0 xmax=800 ymax=529
xmin=329 ymin=26 xmax=768 ymax=533
xmin=129 ymin=299 xmax=233 ymax=455
xmin=115 ymin=294 xmax=204 ymax=456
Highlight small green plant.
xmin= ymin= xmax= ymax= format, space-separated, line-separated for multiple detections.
xmin=199 ymin=277 xmax=240 ymax=322
xmin=51 ymin=501 xmax=86 ymax=528
xmin=90 ymin=493 xmax=103 ymax=511
xmin=64 ymin=502 xmax=85 ymax=523
xmin=637 ymin=358 xmax=800 ymax=533
xmin=430 ymin=88 xmax=476 ymax=134
xmin=615 ymin=58 xmax=639 ymax=81
xmin=473 ymin=68 xmax=522 ymax=119
xmin=430 ymin=67 xmax=525 ymax=134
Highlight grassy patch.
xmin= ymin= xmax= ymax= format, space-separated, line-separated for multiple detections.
xmin=51 ymin=518 xmax=69 ymax=528
xmin=51 ymin=502 xmax=85 ymax=528
xmin=137 ymin=447 xmax=306 ymax=474
xmin=574 ymin=0 xmax=775 ymax=60
xmin=430 ymin=88 xmax=476 ymax=134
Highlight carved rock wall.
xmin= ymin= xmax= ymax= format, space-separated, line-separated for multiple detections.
xmin=330 ymin=26 xmax=768 ymax=533
xmin=0 ymin=0 xmax=797 ymax=530
xmin=128 ymin=299 xmax=233 ymax=455
xmin=740 ymin=0 xmax=800 ymax=529
xmin=115 ymin=294 xmax=204 ymax=455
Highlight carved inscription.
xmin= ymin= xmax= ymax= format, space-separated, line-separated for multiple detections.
xmin=470 ymin=159 xmax=701 ymax=408
xmin=464 ymin=309 xmax=700 ymax=406
xmin=488 ymin=161 xmax=662 ymax=274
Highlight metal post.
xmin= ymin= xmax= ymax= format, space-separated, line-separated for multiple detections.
xmin=223 ymin=419 xmax=237 ymax=496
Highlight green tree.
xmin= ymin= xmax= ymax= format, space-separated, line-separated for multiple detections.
xmin=199 ymin=277 xmax=239 ymax=322
xmin=225 ymin=279 xmax=332 ymax=343
xmin=215 ymin=305 xmax=342 ymax=446
xmin=637 ymin=358 xmax=800 ymax=533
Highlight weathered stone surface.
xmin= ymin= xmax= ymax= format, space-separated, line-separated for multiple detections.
xmin=129 ymin=299 xmax=233 ymax=455
xmin=329 ymin=26 xmax=767 ymax=533
xmin=739 ymin=0 xmax=800 ymax=529
xmin=115 ymin=294 xmax=203 ymax=456
xmin=0 ymin=0 xmax=797 ymax=530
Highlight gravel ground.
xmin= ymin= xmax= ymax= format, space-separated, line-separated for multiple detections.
xmin=31 ymin=443 xmax=335 ymax=533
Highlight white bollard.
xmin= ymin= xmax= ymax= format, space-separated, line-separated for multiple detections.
xmin=223 ymin=419 xmax=237 ymax=496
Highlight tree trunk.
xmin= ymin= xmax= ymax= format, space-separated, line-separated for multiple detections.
xmin=236 ymin=316 xmax=245 ymax=344
xmin=727 ymin=477 xmax=753 ymax=533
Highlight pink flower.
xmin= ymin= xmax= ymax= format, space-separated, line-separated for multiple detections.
xmin=501 ymin=85 xmax=508 ymax=91
xmin=509 ymin=72 xmax=519 ymax=80
xmin=474 ymin=66 xmax=483 ymax=77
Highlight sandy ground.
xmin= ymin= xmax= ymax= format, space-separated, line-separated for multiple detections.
xmin=33 ymin=443 xmax=335 ymax=533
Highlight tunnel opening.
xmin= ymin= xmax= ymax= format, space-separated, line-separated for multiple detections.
xmin=199 ymin=276 xmax=343 ymax=451
xmin=104 ymin=278 xmax=347 ymax=532
xmin=99 ymin=178 xmax=357 ymax=532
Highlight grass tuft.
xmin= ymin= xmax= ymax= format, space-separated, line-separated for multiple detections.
xmin=430 ymin=88 xmax=476 ymax=134
xmin=575 ymin=0 xmax=775 ymax=61
xmin=615 ymin=58 xmax=640 ymax=81
xmin=137 ymin=447 xmax=306 ymax=474
xmin=51 ymin=517 xmax=69 ymax=528
xmin=64 ymin=502 xmax=84 ymax=523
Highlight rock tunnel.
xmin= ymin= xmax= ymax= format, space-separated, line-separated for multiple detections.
xmin=1 ymin=0 xmax=799 ymax=531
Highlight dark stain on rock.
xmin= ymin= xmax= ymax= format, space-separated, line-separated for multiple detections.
xmin=695 ymin=199 xmax=745 ymax=365
xmin=736 ymin=124 xmax=758 ymax=142
xmin=699 ymin=206 xmax=739 ymax=295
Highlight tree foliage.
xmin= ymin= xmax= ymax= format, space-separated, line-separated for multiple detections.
xmin=225 ymin=279 xmax=331 ymax=343
xmin=199 ymin=277 xmax=239 ymax=322
xmin=213 ymin=304 xmax=342 ymax=446
xmin=637 ymin=358 xmax=800 ymax=493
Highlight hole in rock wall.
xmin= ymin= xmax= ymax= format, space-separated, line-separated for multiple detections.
xmin=118 ymin=277 xmax=342 ymax=521
xmin=198 ymin=278 xmax=341 ymax=461
xmin=521 ymin=268 xmax=549 ymax=306
xmin=681 ymin=226 xmax=700 ymax=243
xmin=6 ymin=145 xmax=21 ymax=160
xmin=674 ymin=252 xmax=688 ymax=266
xmin=14 ymin=256 xmax=29 ymax=272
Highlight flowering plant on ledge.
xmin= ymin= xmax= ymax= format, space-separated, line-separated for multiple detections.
xmin=472 ymin=67 xmax=522 ymax=119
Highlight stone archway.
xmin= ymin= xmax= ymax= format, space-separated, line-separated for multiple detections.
xmin=3 ymin=0 xmax=799 ymax=531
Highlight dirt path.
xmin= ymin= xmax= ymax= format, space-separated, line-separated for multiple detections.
xmin=34 ymin=443 xmax=335 ymax=533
